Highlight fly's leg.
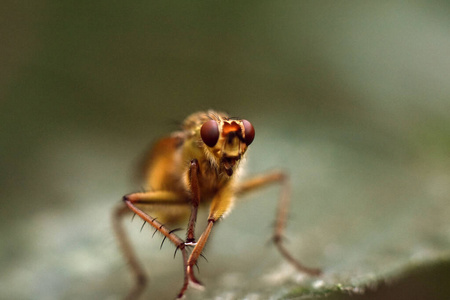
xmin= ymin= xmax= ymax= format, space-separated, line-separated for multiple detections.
xmin=112 ymin=191 xmax=190 ymax=299
xmin=185 ymin=181 xmax=235 ymax=287
xmin=113 ymin=204 xmax=148 ymax=300
xmin=185 ymin=159 xmax=200 ymax=244
xmin=187 ymin=219 xmax=215 ymax=288
xmin=181 ymin=158 xmax=207 ymax=291
xmin=236 ymin=171 xmax=321 ymax=276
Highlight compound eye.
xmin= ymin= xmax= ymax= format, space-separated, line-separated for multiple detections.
xmin=242 ymin=119 xmax=255 ymax=145
xmin=200 ymin=120 xmax=219 ymax=147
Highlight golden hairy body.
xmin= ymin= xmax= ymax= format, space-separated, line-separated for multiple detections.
xmin=113 ymin=110 xmax=320 ymax=299
xmin=140 ymin=111 xmax=244 ymax=223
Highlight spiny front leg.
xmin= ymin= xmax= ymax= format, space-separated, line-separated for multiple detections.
xmin=122 ymin=193 xmax=191 ymax=299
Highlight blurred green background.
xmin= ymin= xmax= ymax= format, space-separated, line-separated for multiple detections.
xmin=1 ymin=1 xmax=450 ymax=299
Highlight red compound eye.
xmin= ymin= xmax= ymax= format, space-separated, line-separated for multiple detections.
xmin=200 ymin=120 xmax=219 ymax=147
xmin=242 ymin=119 xmax=255 ymax=145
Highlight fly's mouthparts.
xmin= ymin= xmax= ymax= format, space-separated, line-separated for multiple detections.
xmin=225 ymin=168 xmax=233 ymax=176
xmin=222 ymin=156 xmax=240 ymax=176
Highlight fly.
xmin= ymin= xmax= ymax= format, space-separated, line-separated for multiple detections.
xmin=112 ymin=110 xmax=321 ymax=299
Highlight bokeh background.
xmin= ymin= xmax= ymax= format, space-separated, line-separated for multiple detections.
xmin=1 ymin=1 xmax=449 ymax=299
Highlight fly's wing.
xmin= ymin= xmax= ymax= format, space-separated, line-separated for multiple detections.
xmin=134 ymin=134 xmax=191 ymax=225
xmin=136 ymin=134 xmax=185 ymax=192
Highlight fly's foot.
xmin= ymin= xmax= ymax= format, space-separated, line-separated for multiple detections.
xmin=187 ymin=265 xmax=204 ymax=290
xmin=185 ymin=239 xmax=197 ymax=246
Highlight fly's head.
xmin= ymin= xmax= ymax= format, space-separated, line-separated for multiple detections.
xmin=200 ymin=117 xmax=255 ymax=177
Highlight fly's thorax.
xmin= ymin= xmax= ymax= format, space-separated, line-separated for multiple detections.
xmin=199 ymin=159 xmax=235 ymax=200
xmin=179 ymin=150 xmax=233 ymax=202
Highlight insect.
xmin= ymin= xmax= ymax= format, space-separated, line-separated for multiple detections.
xmin=113 ymin=110 xmax=321 ymax=299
